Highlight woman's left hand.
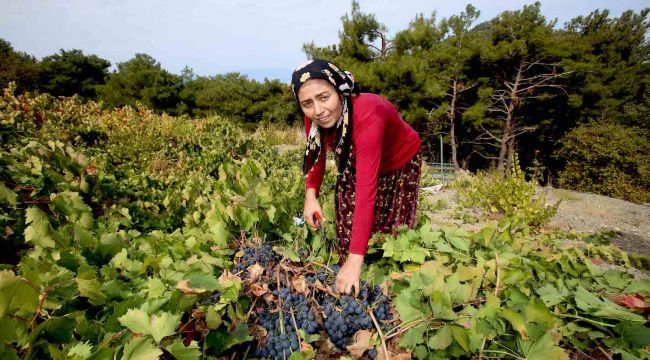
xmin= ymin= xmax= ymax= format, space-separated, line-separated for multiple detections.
xmin=335 ymin=254 xmax=364 ymax=295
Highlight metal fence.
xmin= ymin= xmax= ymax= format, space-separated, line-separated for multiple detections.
xmin=421 ymin=133 xmax=456 ymax=182
xmin=425 ymin=161 xmax=456 ymax=182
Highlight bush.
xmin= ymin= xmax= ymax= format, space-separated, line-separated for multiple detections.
xmin=454 ymin=160 xmax=559 ymax=226
xmin=556 ymin=121 xmax=650 ymax=204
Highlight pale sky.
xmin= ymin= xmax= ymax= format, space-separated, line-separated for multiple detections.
xmin=1 ymin=0 xmax=647 ymax=82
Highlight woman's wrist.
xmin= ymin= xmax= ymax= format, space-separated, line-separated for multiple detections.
xmin=306 ymin=188 xmax=318 ymax=200
xmin=346 ymin=253 xmax=365 ymax=267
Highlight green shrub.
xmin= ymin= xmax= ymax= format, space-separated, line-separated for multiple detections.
xmin=454 ymin=160 xmax=559 ymax=226
xmin=556 ymin=121 xmax=650 ymax=203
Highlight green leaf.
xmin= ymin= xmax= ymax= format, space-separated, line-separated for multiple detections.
xmin=0 ymin=317 xmax=17 ymax=345
xmin=205 ymin=324 xmax=252 ymax=352
xmin=382 ymin=231 xmax=428 ymax=263
xmin=398 ymin=324 xmax=426 ymax=348
xmin=395 ymin=290 xmax=426 ymax=323
xmin=523 ymin=298 xmax=557 ymax=328
xmin=419 ymin=224 xmax=442 ymax=247
xmin=536 ymin=284 xmax=567 ymax=307
xmin=428 ymin=325 xmax=452 ymax=350
xmin=28 ymin=317 xmax=75 ymax=344
xmin=450 ymin=325 xmax=470 ymax=352
xmin=24 ymin=207 xmax=57 ymax=248
xmin=73 ymin=223 xmax=94 ymax=248
xmin=118 ymin=308 xmax=181 ymax=344
xmin=603 ymin=270 xmax=629 ymax=290
xmin=519 ymin=331 xmax=568 ymax=360
xmin=0 ymin=270 xmax=38 ymax=317
xmin=121 ymin=337 xmax=162 ymax=360
xmin=165 ymin=339 xmax=200 ymax=360
xmin=593 ymin=302 xmax=646 ymax=322
xmin=150 ymin=312 xmax=181 ymax=344
xmin=76 ymin=266 xmax=106 ymax=305
xmin=298 ymin=329 xmax=320 ymax=343
xmin=118 ymin=308 xmax=150 ymax=335
xmin=273 ymin=246 xmax=300 ymax=262
xmin=146 ymin=278 xmax=167 ymax=299
xmin=607 ymin=321 xmax=650 ymax=348
xmin=68 ymin=341 xmax=93 ymax=360
xmin=289 ymin=350 xmax=316 ymax=360
xmin=187 ymin=271 xmax=219 ymax=291
xmin=442 ymin=227 xmax=470 ymax=251
xmin=573 ymin=286 xmax=602 ymax=312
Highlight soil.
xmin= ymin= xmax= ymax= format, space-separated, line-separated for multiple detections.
xmin=422 ymin=186 xmax=650 ymax=256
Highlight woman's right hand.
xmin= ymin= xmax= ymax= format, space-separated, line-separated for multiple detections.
xmin=304 ymin=188 xmax=324 ymax=228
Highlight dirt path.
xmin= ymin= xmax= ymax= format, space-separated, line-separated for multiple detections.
xmin=422 ymin=186 xmax=650 ymax=256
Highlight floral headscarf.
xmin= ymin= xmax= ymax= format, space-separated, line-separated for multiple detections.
xmin=291 ymin=59 xmax=360 ymax=179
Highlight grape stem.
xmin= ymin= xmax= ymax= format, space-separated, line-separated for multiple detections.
xmin=276 ymin=267 xmax=285 ymax=334
xmin=368 ymin=306 xmax=389 ymax=360
xmin=307 ymin=261 xmax=334 ymax=273
xmin=289 ymin=306 xmax=302 ymax=353
xmin=244 ymin=296 xmax=259 ymax=321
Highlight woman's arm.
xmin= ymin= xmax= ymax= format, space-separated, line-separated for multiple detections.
xmin=336 ymin=114 xmax=385 ymax=294
xmin=304 ymin=116 xmax=327 ymax=227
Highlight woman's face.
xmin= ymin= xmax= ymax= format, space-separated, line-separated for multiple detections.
xmin=297 ymin=79 xmax=343 ymax=129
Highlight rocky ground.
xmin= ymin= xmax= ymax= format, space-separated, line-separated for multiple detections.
xmin=422 ymin=186 xmax=650 ymax=256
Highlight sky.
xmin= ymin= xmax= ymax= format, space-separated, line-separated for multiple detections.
xmin=1 ymin=0 xmax=647 ymax=82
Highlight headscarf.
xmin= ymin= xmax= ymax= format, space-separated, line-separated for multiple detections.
xmin=291 ymin=59 xmax=360 ymax=179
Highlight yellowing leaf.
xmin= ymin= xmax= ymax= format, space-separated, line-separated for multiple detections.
xmin=24 ymin=207 xmax=56 ymax=248
xmin=501 ymin=308 xmax=529 ymax=339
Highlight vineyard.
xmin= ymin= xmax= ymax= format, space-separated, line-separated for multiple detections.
xmin=1 ymin=84 xmax=649 ymax=360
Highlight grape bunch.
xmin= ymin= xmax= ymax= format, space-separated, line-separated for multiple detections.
xmin=252 ymin=286 xmax=319 ymax=359
xmin=319 ymin=282 xmax=392 ymax=350
xmin=234 ymin=243 xmax=393 ymax=358
xmin=234 ymin=243 xmax=281 ymax=276
xmin=305 ymin=268 xmax=328 ymax=284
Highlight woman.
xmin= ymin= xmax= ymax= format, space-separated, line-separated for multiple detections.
xmin=291 ymin=59 xmax=422 ymax=295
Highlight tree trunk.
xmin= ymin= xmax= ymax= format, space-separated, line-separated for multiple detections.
xmin=497 ymin=62 xmax=523 ymax=174
xmin=449 ymin=80 xmax=460 ymax=170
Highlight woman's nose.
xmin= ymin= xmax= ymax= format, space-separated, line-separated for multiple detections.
xmin=314 ymin=102 xmax=323 ymax=115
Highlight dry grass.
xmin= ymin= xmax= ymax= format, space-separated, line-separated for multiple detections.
xmin=253 ymin=123 xmax=303 ymax=146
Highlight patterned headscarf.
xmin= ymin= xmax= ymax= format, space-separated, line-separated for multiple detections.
xmin=291 ymin=59 xmax=360 ymax=179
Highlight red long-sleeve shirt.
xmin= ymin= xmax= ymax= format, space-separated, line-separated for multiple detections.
xmin=304 ymin=93 xmax=421 ymax=255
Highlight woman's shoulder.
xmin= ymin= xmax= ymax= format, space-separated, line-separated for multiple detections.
xmin=353 ymin=92 xmax=389 ymax=107
xmin=353 ymin=93 xmax=393 ymax=114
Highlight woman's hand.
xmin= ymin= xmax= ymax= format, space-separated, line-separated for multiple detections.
xmin=336 ymin=254 xmax=364 ymax=295
xmin=304 ymin=188 xmax=324 ymax=228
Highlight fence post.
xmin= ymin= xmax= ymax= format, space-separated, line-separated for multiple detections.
xmin=440 ymin=134 xmax=444 ymax=182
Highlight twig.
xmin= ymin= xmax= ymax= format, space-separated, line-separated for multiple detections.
xmin=494 ymin=252 xmax=501 ymax=297
xmin=289 ymin=306 xmax=302 ymax=353
xmin=276 ymin=269 xmax=285 ymax=334
xmin=368 ymin=307 xmax=389 ymax=360
xmin=596 ymin=346 xmax=613 ymax=360
xmin=244 ymin=296 xmax=259 ymax=321
xmin=306 ymin=261 xmax=334 ymax=273
xmin=479 ymin=337 xmax=487 ymax=360
xmin=384 ymin=318 xmax=439 ymax=341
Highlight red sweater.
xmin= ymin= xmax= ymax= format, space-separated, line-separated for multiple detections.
xmin=304 ymin=93 xmax=421 ymax=255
